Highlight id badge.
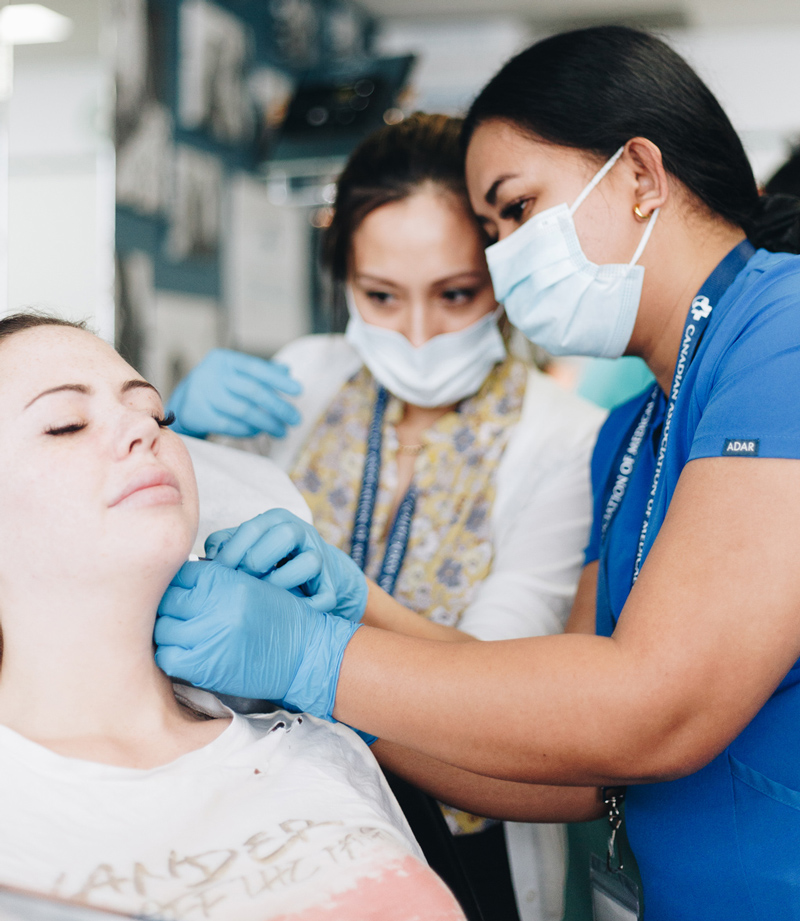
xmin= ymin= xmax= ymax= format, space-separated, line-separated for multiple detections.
xmin=590 ymin=853 xmax=640 ymax=921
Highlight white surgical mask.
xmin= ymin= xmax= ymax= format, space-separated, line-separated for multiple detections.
xmin=485 ymin=146 xmax=660 ymax=359
xmin=344 ymin=288 xmax=506 ymax=408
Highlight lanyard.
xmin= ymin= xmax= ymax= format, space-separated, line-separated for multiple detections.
xmin=600 ymin=240 xmax=755 ymax=585
xmin=349 ymin=386 xmax=417 ymax=596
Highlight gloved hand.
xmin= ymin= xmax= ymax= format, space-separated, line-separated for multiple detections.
xmin=155 ymin=560 xmax=359 ymax=719
xmin=205 ymin=509 xmax=368 ymax=623
xmin=167 ymin=349 xmax=302 ymax=439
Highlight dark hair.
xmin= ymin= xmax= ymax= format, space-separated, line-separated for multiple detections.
xmin=0 ymin=312 xmax=88 ymax=343
xmin=759 ymin=150 xmax=800 ymax=254
xmin=324 ymin=112 xmax=472 ymax=280
xmin=765 ymin=148 xmax=800 ymax=197
xmin=464 ymin=26 xmax=800 ymax=254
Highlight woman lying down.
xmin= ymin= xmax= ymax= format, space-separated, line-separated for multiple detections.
xmin=0 ymin=313 xmax=464 ymax=921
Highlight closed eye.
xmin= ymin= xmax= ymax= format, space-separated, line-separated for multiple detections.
xmin=45 ymin=411 xmax=174 ymax=436
xmin=45 ymin=421 xmax=87 ymax=436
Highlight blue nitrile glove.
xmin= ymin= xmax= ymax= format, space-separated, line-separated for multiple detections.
xmin=155 ymin=560 xmax=359 ymax=719
xmin=205 ymin=509 xmax=368 ymax=623
xmin=167 ymin=349 xmax=302 ymax=439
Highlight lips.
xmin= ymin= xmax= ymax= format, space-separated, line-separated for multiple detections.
xmin=110 ymin=466 xmax=181 ymax=508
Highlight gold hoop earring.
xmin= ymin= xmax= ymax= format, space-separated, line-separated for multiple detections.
xmin=633 ymin=204 xmax=650 ymax=220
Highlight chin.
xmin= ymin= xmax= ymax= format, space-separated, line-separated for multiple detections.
xmin=111 ymin=511 xmax=197 ymax=581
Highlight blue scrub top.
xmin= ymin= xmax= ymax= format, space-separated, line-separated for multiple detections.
xmin=585 ymin=248 xmax=800 ymax=921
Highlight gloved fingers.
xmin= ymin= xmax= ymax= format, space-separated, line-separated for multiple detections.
xmin=261 ymin=552 xmax=328 ymax=600
xmin=154 ymin=644 xmax=192 ymax=680
xmin=204 ymin=527 xmax=236 ymax=559
xmin=153 ymin=612 xmax=202 ymax=649
xmin=238 ymin=532 xmax=319 ymax=581
xmin=177 ymin=395 xmax=264 ymax=439
xmin=206 ymin=393 xmax=291 ymax=439
xmin=290 ymin=583 xmax=338 ymax=614
xmin=229 ymin=375 xmax=301 ymax=429
xmin=258 ymin=549 xmax=321 ymax=585
xmin=169 ymin=561 xmax=207 ymax=592
xmin=158 ymin=584 xmax=202 ymax=623
xmin=231 ymin=352 xmax=303 ymax=396
xmin=213 ymin=517 xmax=309 ymax=573
xmin=154 ymin=643 xmax=214 ymax=689
xmin=208 ymin=415 xmax=265 ymax=438
xmin=158 ymin=561 xmax=223 ymax=621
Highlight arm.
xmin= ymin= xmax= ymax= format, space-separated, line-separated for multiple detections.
xmin=565 ymin=562 xmax=599 ymax=636
xmin=362 ymin=579 xmax=476 ymax=642
xmin=374 ymin=740 xmax=604 ymax=823
xmin=371 ymin=563 xmax=603 ymax=822
xmin=335 ymin=457 xmax=800 ymax=786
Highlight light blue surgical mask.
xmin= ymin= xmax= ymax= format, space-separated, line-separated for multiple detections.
xmin=344 ymin=288 xmax=506 ymax=408
xmin=486 ymin=147 xmax=660 ymax=359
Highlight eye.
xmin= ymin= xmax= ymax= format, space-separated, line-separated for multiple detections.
xmin=365 ymin=290 xmax=394 ymax=306
xmin=155 ymin=411 xmax=175 ymax=428
xmin=499 ymin=198 xmax=534 ymax=223
xmin=45 ymin=421 xmax=87 ymax=436
xmin=440 ymin=288 xmax=477 ymax=305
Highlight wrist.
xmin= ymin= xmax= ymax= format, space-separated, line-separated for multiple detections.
xmin=345 ymin=574 xmax=368 ymax=622
xmin=284 ymin=614 xmax=361 ymax=720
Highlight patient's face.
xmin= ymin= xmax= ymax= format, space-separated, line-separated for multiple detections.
xmin=0 ymin=326 xmax=198 ymax=591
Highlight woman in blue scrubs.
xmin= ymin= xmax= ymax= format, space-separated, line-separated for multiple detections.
xmin=156 ymin=26 xmax=800 ymax=919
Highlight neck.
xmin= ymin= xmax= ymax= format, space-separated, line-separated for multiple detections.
xmin=396 ymin=401 xmax=456 ymax=446
xmin=0 ymin=572 xmax=188 ymax=746
xmin=402 ymin=402 xmax=455 ymax=428
xmin=629 ymin=215 xmax=746 ymax=394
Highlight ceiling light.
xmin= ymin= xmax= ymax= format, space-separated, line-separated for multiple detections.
xmin=0 ymin=4 xmax=73 ymax=45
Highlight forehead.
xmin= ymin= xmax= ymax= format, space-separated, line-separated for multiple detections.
xmin=0 ymin=326 xmax=141 ymax=401
xmin=465 ymin=121 xmax=596 ymax=200
xmin=352 ymin=188 xmax=484 ymax=265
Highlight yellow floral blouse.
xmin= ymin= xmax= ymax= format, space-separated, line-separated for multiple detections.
xmin=290 ymin=356 xmax=528 ymax=834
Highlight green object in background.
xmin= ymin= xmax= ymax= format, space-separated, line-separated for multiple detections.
xmin=563 ymin=812 xmax=644 ymax=921
xmin=577 ymin=357 xmax=655 ymax=411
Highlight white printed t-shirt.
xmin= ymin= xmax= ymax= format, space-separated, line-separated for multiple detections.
xmin=0 ymin=689 xmax=465 ymax=921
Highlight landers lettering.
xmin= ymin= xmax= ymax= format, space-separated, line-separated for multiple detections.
xmin=723 ymin=439 xmax=759 ymax=456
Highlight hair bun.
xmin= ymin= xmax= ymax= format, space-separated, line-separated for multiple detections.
xmin=747 ymin=193 xmax=800 ymax=254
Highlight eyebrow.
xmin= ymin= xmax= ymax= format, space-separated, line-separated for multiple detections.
xmin=122 ymin=379 xmax=161 ymax=399
xmin=355 ymin=273 xmax=402 ymax=288
xmin=431 ymin=271 xmax=486 ymax=287
xmin=356 ymin=271 xmax=485 ymax=291
xmin=485 ymin=174 xmax=517 ymax=206
xmin=25 ymin=379 xmax=161 ymax=409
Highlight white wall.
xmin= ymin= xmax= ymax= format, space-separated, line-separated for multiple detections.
xmin=667 ymin=27 xmax=800 ymax=180
xmin=6 ymin=3 xmax=115 ymax=340
xmin=377 ymin=17 xmax=534 ymax=115
xmin=379 ymin=19 xmax=800 ymax=182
